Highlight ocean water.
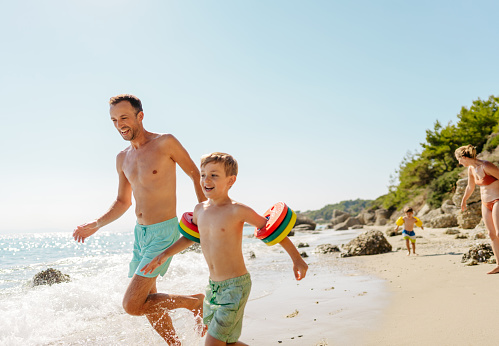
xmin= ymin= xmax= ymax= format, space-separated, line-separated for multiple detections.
xmin=0 ymin=226 xmax=387 ymax=345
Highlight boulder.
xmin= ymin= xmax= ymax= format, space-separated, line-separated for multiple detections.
xmin=33 ymin=268 xmax=70 ymax=286
xmin=358 ymin=210 xmax=376 ymax=225
xmin=332 ymin=210 xmax=349 ymax=218
xmin=295 ymin=214 xmax=317 ymax=230
xmin=428 ymin=214 xmax=459 ymax=228
xmin=386 ymin=227 xmax=402 ymax=237
xmin=421 ymin=208 xmax=443 ymax=223
xmin=315 ymin=244 xmax=340 ymax=254
xmin=293 ymin=224 xmax=315 ymax=231
xmin=444 ymin=228 xmax=460 ymax=235
xmin=374 ymin=209 xmax=392 ymax=226
xmin=334 ymin=216 xmax=363 ymax=230
xmin=417 ymin=204 xmax=431 ymax=218
xmin=340 ymin=230 xmax=392 ymax=257
xmin=329 ymin=213 xmax=350 ymax=227
xmin=457 ymin=202 xmax=482 ymax=229
xmin=441 ymin=199 xmax=459 ymax=215
xmin=462 ymin=243 xmax=494 ymax=263
xmin=453 ymin=178 xmax=481 ymax=206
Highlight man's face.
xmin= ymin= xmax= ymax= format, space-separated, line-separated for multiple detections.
xmin=110 ymin=101 xmax=142 ymax=141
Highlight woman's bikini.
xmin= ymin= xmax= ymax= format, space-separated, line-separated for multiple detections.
xmin=472 ymin=162 xmax=499 ymax=211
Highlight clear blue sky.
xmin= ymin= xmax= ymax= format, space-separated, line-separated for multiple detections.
xmin=1 ymin=1 xmax=498 ymax=232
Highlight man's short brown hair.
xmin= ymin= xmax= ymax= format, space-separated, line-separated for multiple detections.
xmin=109 ymin=94 xmax=143 ymax=114
xmin=200 ymin=152 xmax=238 ymax=177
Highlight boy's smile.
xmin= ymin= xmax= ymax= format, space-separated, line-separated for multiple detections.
xmin=200 ymin=162 xmax=235 ymax=199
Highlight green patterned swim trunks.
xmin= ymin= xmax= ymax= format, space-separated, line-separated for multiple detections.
xmin=204 ymin=273 xmax=252 ymax=343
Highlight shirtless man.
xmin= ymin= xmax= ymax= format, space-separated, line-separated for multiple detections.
xmin=73 ymin=94 xmax=206 ymax=345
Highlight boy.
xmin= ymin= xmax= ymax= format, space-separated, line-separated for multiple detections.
xmin=141 ymin=152 xmax=308 ymax=345
xmin=395 ymin=206 xmax=424 ymax=256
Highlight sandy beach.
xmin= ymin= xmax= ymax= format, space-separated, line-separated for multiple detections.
xmin=241 ymin=226 xmax=499 ymax=346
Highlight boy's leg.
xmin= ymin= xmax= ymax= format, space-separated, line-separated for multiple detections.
xmin=205 ymin=333 xmax=249 ymax=346
xmin=405 ymin=239 xmax=411 ymax=255
xmin=123 ymin=274 xmax=204 ymax=344
xmin=485 ymin=204 xmax=499 ymax=274
xmin=412 ymin=240 xmax=417 ymax=255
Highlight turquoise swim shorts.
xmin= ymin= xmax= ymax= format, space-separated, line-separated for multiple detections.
xmin=204 ymin=273 xmax=252 ymax=343
xmin=128 ymin=217 xmax=180 ymax=278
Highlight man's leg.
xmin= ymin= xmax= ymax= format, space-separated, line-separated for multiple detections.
xmin=123 ymin=274 xmax=204 ymax=345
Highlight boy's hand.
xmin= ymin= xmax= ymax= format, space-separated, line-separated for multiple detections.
xmin=141 ymin=252 xmax=167 ymax=275
xmin=293 ymin=258 xmax=308 ymax=280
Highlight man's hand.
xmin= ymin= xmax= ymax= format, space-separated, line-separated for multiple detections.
xmin=141 ymin=252 xmax=167 ymax=275
xmin=73 ymin=221 xmax=99 ymax=243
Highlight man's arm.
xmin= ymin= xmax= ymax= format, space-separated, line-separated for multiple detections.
xmin=167 ymin=135 xmax=206 ymax=203
xmin=141 ymin=236 xmax=195 ymax=275
xmin=73 ymin=152 xmax=132 ymax=243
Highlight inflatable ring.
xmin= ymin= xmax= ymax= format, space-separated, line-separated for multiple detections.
xmin=178 ymin=223 xmax=200 ymax=243
xmin=255 ymin=202 xmax=289 ymax=239
xmin=178 ymin=212 xmax=200 ymax=243
xmin=262 ymin=207 xmax=293 ymax=243
xmin=179 ymin=220 xmax=200 ymax=239
xmin=181 ymin=212 xmax=199 ymax=233
xmin=265 ymin=210 xmax=296 ymax=246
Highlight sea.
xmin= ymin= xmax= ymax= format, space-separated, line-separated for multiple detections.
xmin=0 ymin=226 xmax=388 ymax=345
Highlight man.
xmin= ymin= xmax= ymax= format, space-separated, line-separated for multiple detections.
xmin=73 ymin=94 xmax=206 ymax=345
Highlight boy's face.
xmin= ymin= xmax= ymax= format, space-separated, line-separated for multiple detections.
xmin=405 ymin=211 xmax=414 ymax=218
xmin=200 ymin=162 xmax=236 ymax=199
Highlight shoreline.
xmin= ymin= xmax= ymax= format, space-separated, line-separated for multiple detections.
xmin=242 ymin=225 xmax=499 ymax=345
xmin=349 ymin=226 xmax=499 ymax=346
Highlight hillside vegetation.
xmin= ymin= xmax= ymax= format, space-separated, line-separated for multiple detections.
xmin=301 ymin=199 xmax=372 ymax=221
xmin=382 ymin=95 xmax=499 ymax=210
xmin=306 ymin=95 xmax=499 ymax=221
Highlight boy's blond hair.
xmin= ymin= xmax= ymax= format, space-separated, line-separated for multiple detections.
xmin=455 ymin=145 xmax=477 ymax=159
xmin=201 ymin=152 xmax=238 ymax=177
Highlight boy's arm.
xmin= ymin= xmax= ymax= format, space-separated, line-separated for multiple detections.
xmin=278 ymin=237 xmax=308 ymax=280
xmin=141 ymin=236 xmax=195 ymax=275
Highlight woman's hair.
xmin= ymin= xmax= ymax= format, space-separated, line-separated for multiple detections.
xmin=455 ymin=145 xmax=477 ymax=159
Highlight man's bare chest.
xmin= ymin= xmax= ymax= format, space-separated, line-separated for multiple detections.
xmin=122 ymin=148 xmax=174 ymax=185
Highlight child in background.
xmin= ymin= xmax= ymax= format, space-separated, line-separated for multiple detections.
xmin=395 ymin=206 xmax=424 ymax=256
xmin=141 ymin=152 xmax=308 ymax=345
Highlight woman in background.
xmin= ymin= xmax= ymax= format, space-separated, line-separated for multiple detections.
xmin=455 ymin=144 xmax=499 ymax=274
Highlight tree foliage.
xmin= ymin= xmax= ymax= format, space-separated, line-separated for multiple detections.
xmin=383 ymin=95 xmax=499 ymax=210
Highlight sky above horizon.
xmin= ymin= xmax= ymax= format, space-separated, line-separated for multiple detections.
xmin=1 ymin=1 xmax=498 ymax=233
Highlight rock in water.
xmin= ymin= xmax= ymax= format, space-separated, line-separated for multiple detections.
xmin=341 ymin=230 xmax=392 ymax=257
xmin=33 ymin=268 xmax=70 ymax=286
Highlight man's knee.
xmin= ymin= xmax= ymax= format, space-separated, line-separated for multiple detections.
xmin=123 ymin=296 xmax=145 ymax=316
